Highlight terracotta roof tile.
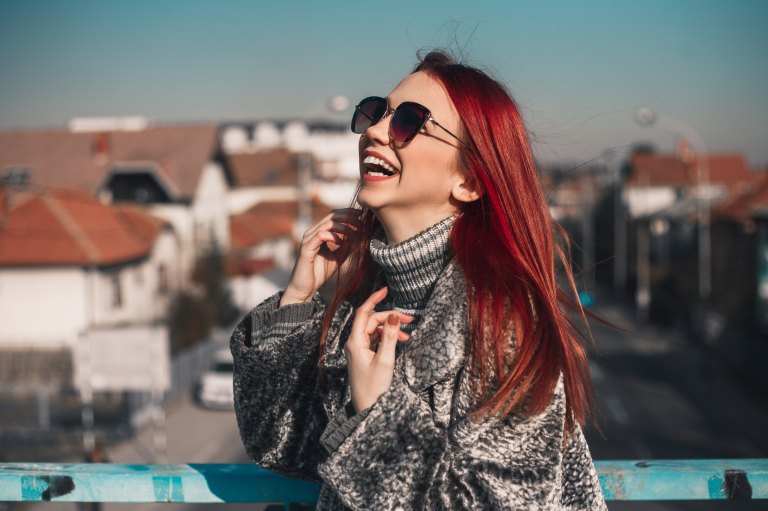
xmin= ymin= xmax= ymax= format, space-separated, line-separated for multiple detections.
xmin=227 ymin=148 xmax=302 ymax=187
xmin=627 ymin=153 xmax=755 ymax=189
xmin=229 ymin=198 xmax=332 ymax=250
xmin=226 ymin=257 xmax=275 ymax=277
xmin=0 ymin=188 xmax=168 ymax=266
xmin=0 ymin=124 xmax=219 ymax=200
xmin=713 ymin=172 xmax=768 ymax=221
xmin=114 ymin=205 xmax=169 ymax=242
xmin=626 ymin=154 xmax=690 ymax=186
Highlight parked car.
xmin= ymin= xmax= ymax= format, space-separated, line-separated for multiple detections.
xmin=195 ymin=348 xmax=234 ymax=409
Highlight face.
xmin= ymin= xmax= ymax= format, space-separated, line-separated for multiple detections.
xmin=356 ymin=71 xmax=477 ymax=235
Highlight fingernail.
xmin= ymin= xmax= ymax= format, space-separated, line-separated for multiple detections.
xmin=387 ymin=313 xmax=399 ymax=326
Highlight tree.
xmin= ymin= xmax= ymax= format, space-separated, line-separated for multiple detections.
xmin=167 ymin=243 xmax=238 ymax=353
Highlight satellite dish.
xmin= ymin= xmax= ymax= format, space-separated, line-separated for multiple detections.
xmin=328 ymin=96 xmax=350 ymax=113
xmin=634 ymin=108 xmax=657 ymax=126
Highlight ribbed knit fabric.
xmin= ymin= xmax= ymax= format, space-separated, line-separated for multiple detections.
xmin=320 ymin=402 xmax=373 ymax=454
xmin=369 ymin=215 xmax=456 ymax=335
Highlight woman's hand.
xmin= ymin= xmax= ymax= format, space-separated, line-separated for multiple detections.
xmin=345 ymin=287 xmax=414 ymax=413
xmin=280 ymin=208 xmax=363 ymax=307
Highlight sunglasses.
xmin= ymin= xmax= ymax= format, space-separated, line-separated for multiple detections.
xmin=351 ymin=96 xmax=467 ymax=146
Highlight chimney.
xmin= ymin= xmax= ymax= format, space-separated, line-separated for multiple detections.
xmin=92 ymin=132 xmax=110 ymax=164
xmin=675 ymin=136 xmax=695 ymax=164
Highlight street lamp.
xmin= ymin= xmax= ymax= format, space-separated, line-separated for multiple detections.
xmin=634 ymin=108 xmax=711 ymax=331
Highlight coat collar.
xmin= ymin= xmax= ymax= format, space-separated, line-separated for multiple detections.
xmin=399 ymin=258 xmax=468 ymax=392
xmin=323 ymin=258 xmax=469 ymax=393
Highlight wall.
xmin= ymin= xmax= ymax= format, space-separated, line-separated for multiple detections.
xmin=193 ymin=162 xmax=230 ymax=253
xmin=230 ymin=267 xmax=291 ymax=313
xmin=624 ymin=187 xmax=678 ymax=218
xmin=91 ymin=229 xmax=180 ymax=327
xmin=227 ymin=187 xmax=298 ymax=215
xmin=0 ymin=227 xmax=181 ymax=346
xmin=0 ymin=267 xmax=87 ymax=347
xmin=148 ymin=204 xmax=196 ymax=281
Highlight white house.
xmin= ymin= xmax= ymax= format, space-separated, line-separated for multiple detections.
xmin=227 ymin=197 xmax=332 ymax=312
xmin=221 ymin=120 xmax=359 ymax=211
xmin=624 ymin=150 xmax=756 ymax=219
xmin=0 ymin=188 xmax=179 ymax=392
xmin=0 ymin=119 xmax=231 ymax=282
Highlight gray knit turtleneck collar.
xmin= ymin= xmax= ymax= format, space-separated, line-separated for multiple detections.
xmin=369 ymin=215 xmax=456 ymax=331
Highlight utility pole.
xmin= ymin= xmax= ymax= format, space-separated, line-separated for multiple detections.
xmin=634 ymin=108 xmax=710 ymax=333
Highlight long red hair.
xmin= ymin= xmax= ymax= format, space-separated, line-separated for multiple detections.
xmin=321 ymin=50 xmax=596 ymax=434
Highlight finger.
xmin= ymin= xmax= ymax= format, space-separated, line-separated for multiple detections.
xmin=303 ymin=230 xmax=343 ymax=254
xmin=376 ymin=313 xmax=402 ymax=362
xmin=328 ymin=221 xmax=357 ymax=235
xmin=316 ymin=219 xmax=360 ymax=236
xmin=375 ymin=324 xmax=410 ymax=342
xmin=369 ymin=310 xmax=415 ymax=322
xmin=302 ymin=218 xmax=338 ymax=241
xmin=323 ymin=223 xmax=358 ymax=252
xmin=359 ymin=287 xmax=389 ymax=314
xmin=305 ymin=220 xmax=359 ymax=252
xmin=365 ymin=310 xmax=415 ymax=335
xmin=349 ymin=287 xmax=389 ymax=343
xmin=304 ymin=211 xmax=361 ymax=242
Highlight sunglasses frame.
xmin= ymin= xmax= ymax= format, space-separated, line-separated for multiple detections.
xmin=352 ymin=96 xmax=468 ymax=147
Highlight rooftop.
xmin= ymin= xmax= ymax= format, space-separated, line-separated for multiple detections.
xmin=0 ymin=187 xmax=168 ymax=267
xmin=0 ymin=123 xmax=221 ymax=201
xmin=714 ymin=171 xmax=768 ymax=222
xmin=626 ymin=153 xmax=755 ymax=189
xmin=226 ymin=148 xmax=303 ymax=188
xmin=229 ymin=197 xmax=332 ymax=250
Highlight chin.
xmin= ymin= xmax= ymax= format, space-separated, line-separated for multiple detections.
xmin=355 ymin=189 xmax=381 ymax=210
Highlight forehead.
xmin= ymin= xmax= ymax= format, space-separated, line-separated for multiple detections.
xmin=388 ymin=71 xmax=459 ymax=123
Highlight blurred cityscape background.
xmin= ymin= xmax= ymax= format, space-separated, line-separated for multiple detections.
xmin=1 ymin=1 xmax=767 ymax=510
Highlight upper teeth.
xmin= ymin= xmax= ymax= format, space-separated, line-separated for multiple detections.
xmin=363 ymin=155 xmax=397 ymax=174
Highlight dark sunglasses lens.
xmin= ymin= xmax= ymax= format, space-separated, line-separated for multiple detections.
xmin=391 ymin=103 xmax=427 ymax=142
xmin=352 ymin=98 xmax=387 ymax=134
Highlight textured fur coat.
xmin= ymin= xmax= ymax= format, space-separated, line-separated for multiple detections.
xmin=230 ymin=259 xmax=607 ymax=510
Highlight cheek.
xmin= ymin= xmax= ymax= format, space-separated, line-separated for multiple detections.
xmin=403 ymin=148 xmax=459 ymax=184
xmin=398 ymin=154 xmax=458 ymax=202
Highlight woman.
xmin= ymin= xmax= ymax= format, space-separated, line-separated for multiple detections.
xmin=230 ymin=50 xmax=607 ymax=510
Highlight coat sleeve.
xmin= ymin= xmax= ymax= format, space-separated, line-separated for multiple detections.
xmin=230 ymin=291 xmax=328 ymax=481
xmin=317 ymin=371 xmax=607 ymax=510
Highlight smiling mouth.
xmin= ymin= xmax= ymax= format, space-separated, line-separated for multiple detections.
xmin=363 ymin=155 xmax=399 ymax=177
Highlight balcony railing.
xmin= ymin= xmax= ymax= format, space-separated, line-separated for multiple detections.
xmin=0 ymin=459 xmax=766 ymax=504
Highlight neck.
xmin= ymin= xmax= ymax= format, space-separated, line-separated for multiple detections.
xmin=374 ymin=205 xmax=460 ymax=244
xmin=369 ymin=215 xmax=456 ymax=334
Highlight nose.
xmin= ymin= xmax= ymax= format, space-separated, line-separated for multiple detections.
xmin=364 ymin=110 xmax=392 ymax=146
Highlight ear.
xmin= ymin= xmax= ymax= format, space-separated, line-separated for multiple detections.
xmin=450 ymin=173 xmax=482 ymax=203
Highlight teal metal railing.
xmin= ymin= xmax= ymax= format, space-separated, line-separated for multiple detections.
xmin=0 ymin=460 xmax=766 ymax=504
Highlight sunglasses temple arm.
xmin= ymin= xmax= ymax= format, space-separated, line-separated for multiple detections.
xmin=430 ymin=119 xmax=469 ymax=148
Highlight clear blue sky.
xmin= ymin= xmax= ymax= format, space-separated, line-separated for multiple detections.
xmin=1 ymin=0 xmax=767 ymax=166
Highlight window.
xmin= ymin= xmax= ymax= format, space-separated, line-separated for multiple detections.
xmin=111 ymin=273 xmax=122 ymax=308
xmin=157 ymin=264 xmax=169 ymax=295
xmin=103 ymin=171 xmax=172 ymax=204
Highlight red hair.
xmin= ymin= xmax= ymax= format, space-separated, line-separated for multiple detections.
xmin=321 ymin=50 xmax=596 ymax=434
